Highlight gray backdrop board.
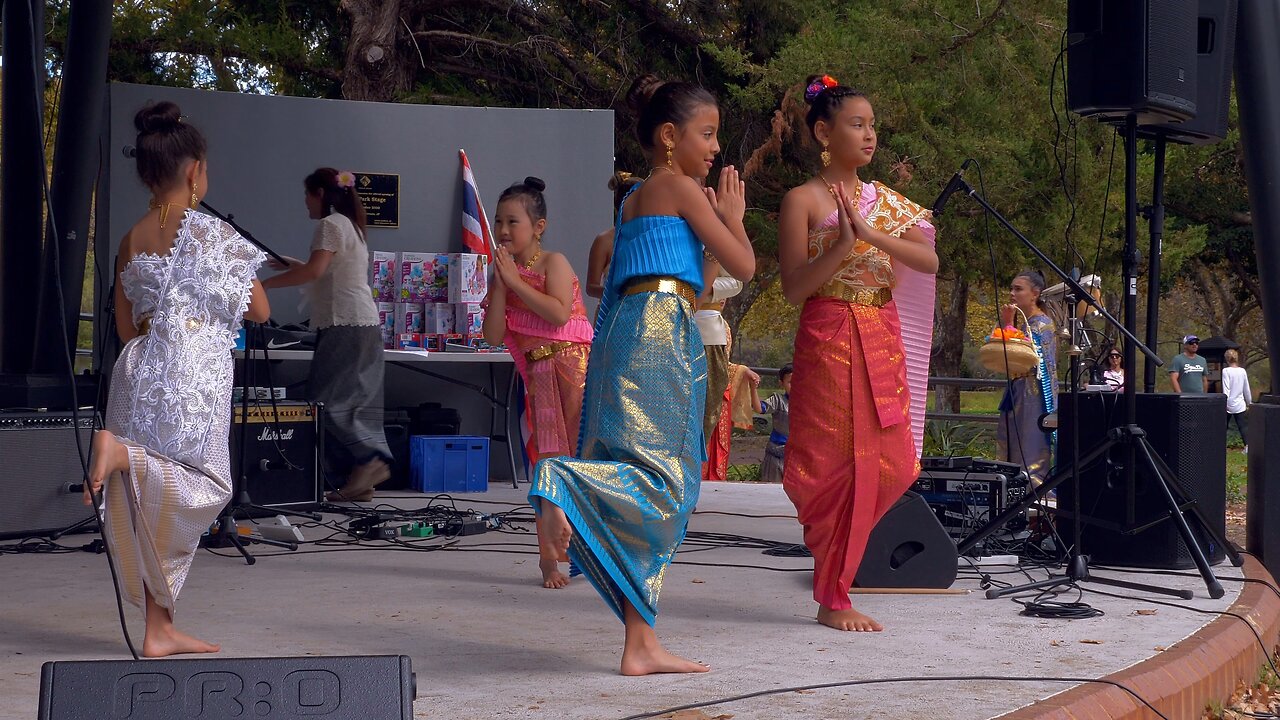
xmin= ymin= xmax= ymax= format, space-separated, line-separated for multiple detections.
xmin=99 ymin=84 xmax=615 ymax=481
xmin=101 ymin=82 xmax=614 ymax=325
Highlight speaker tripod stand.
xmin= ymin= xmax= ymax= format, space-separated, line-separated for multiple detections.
xmin=937 ymin=121 xmax=1240 ymax=601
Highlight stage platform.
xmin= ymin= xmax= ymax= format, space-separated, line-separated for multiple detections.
xmin=0 ymin=481 xmax=1274 ymax=720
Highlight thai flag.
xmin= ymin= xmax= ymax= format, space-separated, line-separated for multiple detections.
xmin=459 ymin=149 xmax=493 ymax=258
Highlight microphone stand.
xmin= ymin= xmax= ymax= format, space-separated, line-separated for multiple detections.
xmin=193 ymin=202 xmax=319 ymax=563
xmin=941 ymin=144 xmax=1238 ymax=600
xmin=199 ymin=200 xmax=288 ymax=266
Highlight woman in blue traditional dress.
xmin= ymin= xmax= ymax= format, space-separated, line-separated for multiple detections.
xmin=997 ymin=270 xmax=1058 ymax=485
xmin=531 ymin=74 xmax=755 ymax=675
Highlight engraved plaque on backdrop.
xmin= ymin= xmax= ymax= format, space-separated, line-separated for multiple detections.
xmin=355 ymin=172 xmax=400 ymax=228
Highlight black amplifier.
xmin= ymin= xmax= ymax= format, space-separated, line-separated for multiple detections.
xmin=912 ymin=466 xmax=1029 ymax=540
xmin=229 ymin=401 xmax=322 ymax=511
xmin=0 ymin=410 xmax=98 ymax=539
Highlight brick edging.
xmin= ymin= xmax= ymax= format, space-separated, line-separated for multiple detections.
xmin=994 ymin=556 xmax=1280 ymax=720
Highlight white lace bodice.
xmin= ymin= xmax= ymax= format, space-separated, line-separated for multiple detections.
xmin=113 ymin=210 xmax=266 ymax=466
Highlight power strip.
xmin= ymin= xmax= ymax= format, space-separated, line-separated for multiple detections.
xmin=963 ymin=555 xmax=1020 ymax=568
xmin=256 ymin=516 xmax=305 ymax=543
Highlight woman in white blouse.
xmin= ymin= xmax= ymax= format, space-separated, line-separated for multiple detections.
xmin=1221 ymin=348 xmax=1253 ymax=452
xmin=264 ymin=168 xmax=392 ymax=501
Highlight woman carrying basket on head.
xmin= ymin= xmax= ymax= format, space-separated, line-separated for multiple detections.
xmin=996 ymin=270 xmax=1058 ymax=486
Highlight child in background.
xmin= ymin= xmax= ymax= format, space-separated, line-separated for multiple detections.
xmin=751 ymin=363 xmax=792 ymax=483
xmin=481 ymin=176 xmax=593 ymax=589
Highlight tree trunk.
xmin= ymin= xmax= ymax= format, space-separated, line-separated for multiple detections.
xmin=932 ymin=274 xmax=970 ymax=414
xmin=340 ymin=0 xmax=416 ymax=102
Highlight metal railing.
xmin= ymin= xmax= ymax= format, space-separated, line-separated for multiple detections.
xmin=747 ymin=367 xmax=1006 ymax=425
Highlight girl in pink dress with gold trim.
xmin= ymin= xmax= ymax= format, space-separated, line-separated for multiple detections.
xmin=481 ymin=176 xmax=593 ymax=589
xmin=778 ymin=75 xmax=939 ymax=632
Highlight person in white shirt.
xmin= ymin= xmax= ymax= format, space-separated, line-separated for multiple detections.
xmin=1221 ymin=348 xmax=1252 ymax=452
xmin=695 ymin=267 xmax=748 ymax=439
xmin=264 ymin=167 xmax=392 ymax=501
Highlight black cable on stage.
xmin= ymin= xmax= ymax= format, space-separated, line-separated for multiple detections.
xmin=1090 ymin=130 xmax=1119 ymax=278
xmin=23 ymin=0 xmax=139 ymax=661
xmin=617 ymin=674 xmax=1169 ymax=720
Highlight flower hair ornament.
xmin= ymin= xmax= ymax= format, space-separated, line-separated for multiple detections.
xmin=335 ymin=171 xmax=356 ymax=189
xmin=805 ymin=75 xmax=839 ymax=103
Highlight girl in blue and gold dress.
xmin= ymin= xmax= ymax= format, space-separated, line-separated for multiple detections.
xmin=530 ymin=74 xmax=755 ymax=675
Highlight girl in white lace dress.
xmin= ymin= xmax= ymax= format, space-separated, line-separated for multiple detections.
xmin=86 ymin=102 xmax=270 ymax=657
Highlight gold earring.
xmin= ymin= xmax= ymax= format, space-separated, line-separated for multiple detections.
xmin=665 ymin=142 xmax=674 ymax=167
xmin=820 ymin=142 xmax=831 ymax=168
xmin=190 ymin=183 xmax=199 ymax=209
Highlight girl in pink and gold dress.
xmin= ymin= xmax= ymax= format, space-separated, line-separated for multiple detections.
xmin=481 ymin=176 xmax=593 ymax=589
xmin=778 ymin=75 xmax=939 ymax=633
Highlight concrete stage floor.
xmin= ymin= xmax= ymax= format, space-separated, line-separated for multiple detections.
xmin=0 ymin=481 xmax=1244 ymax=719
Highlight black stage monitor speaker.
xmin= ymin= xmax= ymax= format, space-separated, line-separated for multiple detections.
xmin=1140 ymin=0 xmax=1239 ymax=144
xmin=1067 ymin=0 xmax=1200 ymax=124
xmin=0 ymin=411 xmax=98 ymax=539
xmin=1057 ymin=392 xmax=1227 ymax=569
xmin=854 ymin=491 xmax=958 ymax=589
xmin=230 ymin=401 xmax=322 ymax=511
xmin=38 ymin=655 xmax=416 ymax=719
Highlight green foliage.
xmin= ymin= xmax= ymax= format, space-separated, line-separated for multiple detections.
xmin=923 ymin=421 xmax=995 ymax=458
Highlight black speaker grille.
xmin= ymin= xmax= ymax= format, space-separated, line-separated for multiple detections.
xmin=1146 ymin=0 xmax=1199 ymax=101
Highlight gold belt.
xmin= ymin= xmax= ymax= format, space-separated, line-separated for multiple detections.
xmin=813 ymin=285 xmax=893 ymax=307
xmin=525 ymin=340 xmax=577 ymax=363
xmin=622 ymin=277 xmax=698 ymax=306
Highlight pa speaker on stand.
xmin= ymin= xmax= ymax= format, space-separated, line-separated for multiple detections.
xmin=1067 ymin=0 xmax=1200 ymax=125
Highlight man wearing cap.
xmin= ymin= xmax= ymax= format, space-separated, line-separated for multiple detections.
xmin=1169 ymin=335 xmax=1208 ymax=394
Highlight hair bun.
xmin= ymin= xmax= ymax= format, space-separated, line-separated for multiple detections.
xmin=134 ymin=101 xmax=184 ymax=135
xmin=523 ymin=176 xmax=546 ymax=192
xmin=626 ymin=74 xmax=665 ymax=115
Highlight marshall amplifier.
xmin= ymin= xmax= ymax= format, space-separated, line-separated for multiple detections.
xmin=229 ymin=401 xmax=322 ymax=511
xmin=0 ymin=410 xmax=99 ymax=539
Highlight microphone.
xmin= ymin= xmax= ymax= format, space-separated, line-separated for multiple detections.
xmin=121 ymin=145 xmax=136 ymax=158
xmin=931 ymin=159 xmax=975 ymax=217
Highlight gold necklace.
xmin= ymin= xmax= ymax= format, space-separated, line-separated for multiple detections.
xmin=817 ymin=171 xmax=863 ymax=200
xmin=148 ymin=198 xmax=180 ymax=229
xmin=521 ymin=246 xmax=543 ymax=270
xmin=645 ymin=165 xmax=675 ymax=181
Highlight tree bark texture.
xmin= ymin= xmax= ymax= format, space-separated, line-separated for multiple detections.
xmin=340 ymin=0 xmax=416 ymax=102
xmin=932 ymin=274 xmax=969 ymax=414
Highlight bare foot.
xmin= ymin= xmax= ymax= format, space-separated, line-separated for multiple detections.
xmin=817 ymin=605 xmax=883 ymax=632
xmin=539 ymin=501 xmax=572 ymax=556
xmin=86 ymin=431 xmax=129 ymax=505
xmin=142 ymin=626 xmax=221 ymax=658
xmin=539 ymin=558 xmax=570 ymax=589
xmin=621 ymin=643 xmax=710 ymax=676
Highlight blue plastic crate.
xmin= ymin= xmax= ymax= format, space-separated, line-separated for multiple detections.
xmin=409 ymin=436 xmax=489 ymax=493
